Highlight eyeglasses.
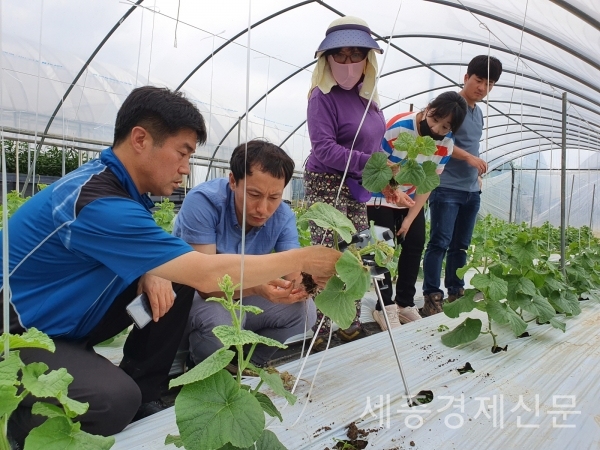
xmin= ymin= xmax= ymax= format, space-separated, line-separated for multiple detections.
xmin=331 ymin=50 xmax=367 ymax=64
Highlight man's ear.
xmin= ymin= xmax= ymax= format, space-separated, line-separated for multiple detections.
xmin=463 ymin=73 xmax=469 ymax=85
xmin=130 ymin=126 xmax=151 ymax=154
xmin=228 ymin=172 xmax=236 ymax=190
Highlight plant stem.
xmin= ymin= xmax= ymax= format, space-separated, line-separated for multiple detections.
xmin=251 ymin=380 xmax=264 ymax=395
xmin=236 ymin=344 xmax=244 ymax=387
xmin=487 ymin=315 xmax=498 ymax=348
xmin=0 ymin=415 xmax=11 ymax=450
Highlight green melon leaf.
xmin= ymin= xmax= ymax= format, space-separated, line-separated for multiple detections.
xmin=24 ymin=416 xmax=115 ymax=450
xmin=254 ymin=392 xmax=283 ymax=421
xmin=392 ymin=132 xmax=416 ymax=156
xmin=212 ymin=327 xmax=287 ymax=350
xmin=514 ymin=294 xmax=556 ymax=323
xmin=335 ymin=251 xmax=371 ymax=300
xmin=0 ymin=328 xmax=55 ymax=354
xmin=394 ymin=159 xmax=426 ymax=187
xmin=296 ymin=202 xmax=356 ymax=243
xmin=164 ymin=434 xmax=185 ymax=448
xmin=549 ymin=317 xmax=566 ymax=332
xmin=441 ymin=318 xmax=482 ymax=348
xmin=415 ymin=161 xmax=440 ymax=194
xmin=443 ymin=289 xmax=478 ymax=318
xmin=0 ymin=351 xmax=24 ymax=385
xmin=170 ymin=348 xmax=235 ymax=388
xmin=314 ymin=276 xmax=357 ymax=330
xmin=486 ymin=301 xmax=528 ymax=337
xmin=0 ymin=384 xmax=26 ymax=417
xmin=362 ymin=152 xmax=393 ymax=193
xmin=258 ymin=370 xmax=296 ymax=406
xmin=21 ymin=364 xmax=71 ymax=399
xmin=471 ymin=273 xmax=508 ymax=301
xmin=175 ymin=371 xmax=265 ymax=450
xmin=414 ymin=135 xmax=438 ymax=156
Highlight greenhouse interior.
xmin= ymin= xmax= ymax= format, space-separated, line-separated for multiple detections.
xmin=1 ymin=0 xmax=600 ymax=449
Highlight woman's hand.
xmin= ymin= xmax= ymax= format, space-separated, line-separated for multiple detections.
xmin=394 ymin=190 xmax=416 ymax=208
xmin=397 ymin=216 xmax=414 ymax=238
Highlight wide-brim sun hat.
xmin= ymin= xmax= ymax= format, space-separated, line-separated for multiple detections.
xmin=315 ymin=16 xmax=383 ymax=58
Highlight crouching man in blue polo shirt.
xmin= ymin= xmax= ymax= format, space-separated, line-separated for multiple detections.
xmin=172 ymin=140 xmax=315 ymax=368
xmin=1 ymin=86 xmax=339 ymax=447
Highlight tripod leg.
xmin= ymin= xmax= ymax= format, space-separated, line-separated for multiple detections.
xmin=373 ymin=276 xmax=413 ymax=401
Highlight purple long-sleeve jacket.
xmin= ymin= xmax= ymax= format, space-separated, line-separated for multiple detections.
xmin=305 ymin=84 xmax=386 ymax=202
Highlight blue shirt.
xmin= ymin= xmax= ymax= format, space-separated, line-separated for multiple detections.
xmin=439 ymin=103 xmax=483 ymax=192
xmin=0 ymin=148 xmax=193 ymax=338
xmin=173 ymin=178 xmax=299 ymax=255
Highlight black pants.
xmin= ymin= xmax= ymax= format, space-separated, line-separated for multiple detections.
xmin=3 ymin=280 xmax=194 ymax=443
xmin=367 ymin=205 xmax=426 ymax=309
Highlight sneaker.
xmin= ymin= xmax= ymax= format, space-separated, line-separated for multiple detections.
xmin=132 ymin=399 xmax=169 ymax=422
xmin=372 ymin=305 xmax=401 ymax=331
xmin=447 ymin=288 xmax=465 ymax=303
xmin=336 ymin=323 xmax=363 ymax=342
xmin=421 ymin=292 xmax=444 ymax=317
xmin=396 ymin=305 xmax=422 ymax=323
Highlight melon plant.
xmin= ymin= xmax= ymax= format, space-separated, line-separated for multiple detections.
xmin=0 ymin=329 xmax=114 ymax=450
xmin=166 ymin=275 xmax=293 ymax=450
xmin=362 ymin=132 xmax=440 ymax=195
xmin=296 ymin=202 xmax=395 ymax=329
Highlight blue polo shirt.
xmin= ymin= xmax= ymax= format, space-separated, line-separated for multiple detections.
xmin=172 ymin=178 xmax=299 ymax=255
xmin=439 ymin=103 xmax=484 ymax=192
xmin=0 ymin=148 xmax=193 ymax=339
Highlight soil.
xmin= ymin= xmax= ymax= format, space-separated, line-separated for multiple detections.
xmin=301 ymin=272 xmax=320 ymax=296
xmin=329 ymin=422 xmax=373 ymax=449
xmin=517 ymin=332 xmax=530 ymax=338
xmin=314 ymin=426 xmax=332 ymax=438
xmin=457 ymin=362 xmax=474 ymax=374
xmin=410 ymin=390 xmax=434 ymax=406
xmin=491 ymin=345 xmax=508 ymax=354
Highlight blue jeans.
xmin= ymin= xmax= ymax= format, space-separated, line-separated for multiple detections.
xmin=423 ymin=187 xmax=480 ymax=295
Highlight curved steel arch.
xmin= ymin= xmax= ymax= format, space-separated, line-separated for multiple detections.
xmin=204 ymin=60 xmax=317 ymax=179
xmin=488 ymin=143 xmax=600 ymax=171
xmin=424 ymin=62 xmax=600 ymax=98
xmin=378 ymin=61 xmax=600 ymax=110
xmin=481 ymin=131 xmax=600 ymax=155
xmin=21 ymin=0 xmax=145 ymax=194
xmin=423 ymin=0 xmax=600 ymax=71
xmin=485 ymin=121 xmax=599 ymax=139
xmin=549 ymin=0 xmax=600 ymax=31
xmin=389 ymin=34 xmax=599 ymax=106
xmin=481 ymin=127 xmax=600 ymax=146
xmin=175 ymin=0 xmax=316 ymax=92
xmin=485 ymin=120 xmax=600 ymax=138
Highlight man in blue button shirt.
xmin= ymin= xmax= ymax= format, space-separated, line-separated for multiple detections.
xmin=422 ymin=55 xmax=503 ymax=315
xmin=173 ymin=140 xmax=315 ymax=367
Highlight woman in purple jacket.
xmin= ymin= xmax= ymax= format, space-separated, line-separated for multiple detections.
xmin=305 ymin=16 xmax=410 ymax=349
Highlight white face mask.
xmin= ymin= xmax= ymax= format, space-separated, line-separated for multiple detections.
xmin=327 ymin=55 xmax=366 ymax=90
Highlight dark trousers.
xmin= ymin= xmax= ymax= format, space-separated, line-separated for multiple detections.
xmin=4 ymin=280 xmax=194 ymax=444
xmin=367 ymin=205 xmax=426 ymax=309
xmin=422 ymin=187 xmax=480 ymax=295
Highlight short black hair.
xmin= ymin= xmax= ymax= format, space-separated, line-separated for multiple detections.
xmin=427 ymin=91 xmax=468 ymax=132
xmin=230 ymin=140 xmax=295 ymax=186
xmin=113 ymin=86 xmax=207 ymax=147
xmin=466 ymin=55 xmax=503 ymax=83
